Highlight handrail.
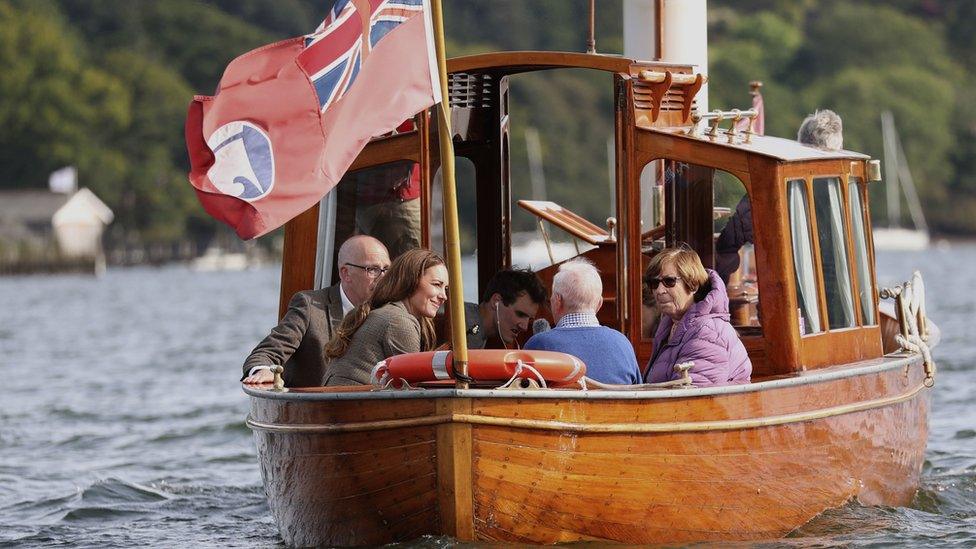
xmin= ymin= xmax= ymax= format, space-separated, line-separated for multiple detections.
xmin=246 ymin=378 xmax=928 ymax=435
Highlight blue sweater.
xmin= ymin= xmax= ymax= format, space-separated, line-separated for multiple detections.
xmin=524 ymin=326 xmax=641 ymax=384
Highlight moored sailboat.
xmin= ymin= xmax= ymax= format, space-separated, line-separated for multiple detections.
xmin=872 ymin=110 xmax=930 ymax=250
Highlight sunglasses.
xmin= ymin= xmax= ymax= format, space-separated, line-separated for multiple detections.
xmin=646 ymin=276 xmax=681 ymax=290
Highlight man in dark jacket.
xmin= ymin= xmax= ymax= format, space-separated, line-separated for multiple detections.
xmin=463 ymin=268 xmax=547 ymax=350
xmin=241 ymin=235 xmax=390 ymax=386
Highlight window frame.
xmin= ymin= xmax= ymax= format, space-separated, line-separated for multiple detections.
xmin=786 ymin=177 xmax=824 ymax=336
xmin=786 ymin=174 xmax=874 ymax=333
xmin=811 ymin=175 xmax=858 ymax=330
xmin=846 ymin=175 xmax=878 ymax=326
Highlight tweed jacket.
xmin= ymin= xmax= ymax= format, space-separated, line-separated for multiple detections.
xmin=242 ymin=284 xmax=344 ymax=387
xmin=323 ymin=301 xmax=422 ymax=386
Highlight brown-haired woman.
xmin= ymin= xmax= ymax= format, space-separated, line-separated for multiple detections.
xmin=322 ymin=248 xmax=448 ymax=386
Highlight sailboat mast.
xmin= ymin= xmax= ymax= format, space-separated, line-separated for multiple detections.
xmin=525 ymin=127 xmax=547 ymax=201
xmin=881 ymin=110 xmax=901 ymax=229
xmin=894 ymin=127 xmax=929 ymax=233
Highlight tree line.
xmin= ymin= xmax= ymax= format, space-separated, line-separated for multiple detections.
xmin=0 ymin=0 xmax=972 ymax=255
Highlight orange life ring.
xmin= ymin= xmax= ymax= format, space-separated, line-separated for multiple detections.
xmin=372 ymin=349 xmax=586 ymax=388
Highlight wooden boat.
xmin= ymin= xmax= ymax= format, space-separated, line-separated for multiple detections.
xmin=244 ymin=50 xmax=938 ymax=546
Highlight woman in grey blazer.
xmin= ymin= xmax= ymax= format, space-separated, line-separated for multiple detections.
xmin=322 ymin=249 xmax=448 ymax=386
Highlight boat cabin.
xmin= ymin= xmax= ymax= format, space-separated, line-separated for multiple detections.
xmin=277 ymin=52 xmax=883 ymax=381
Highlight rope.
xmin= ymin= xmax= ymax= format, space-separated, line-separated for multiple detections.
xmin=498 ymin=359 xmax=547 ymax=389
xmin=887 ymin=271 xmax=936 ymax=388
xmin=370 ymin=360 xmax=390 ymax=388
xmin=896 ymin=332 xmax=936 ymax=387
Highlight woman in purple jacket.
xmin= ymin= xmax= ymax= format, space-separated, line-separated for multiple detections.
xmin=644 ymin=247 xmax=752 ymax=386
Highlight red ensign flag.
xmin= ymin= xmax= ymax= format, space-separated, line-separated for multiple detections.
xmin=185 ymin=0 xmax=440 ymax=239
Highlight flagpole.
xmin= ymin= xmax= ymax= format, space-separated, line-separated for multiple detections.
xmin=430 ymin=0 xmax=469 ymax=389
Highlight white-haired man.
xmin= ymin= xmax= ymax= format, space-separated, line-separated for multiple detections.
xmin=242 ymin=235 xmax=391 ymax=387
xmin=524 ymin=258 xmax=641 ymax=384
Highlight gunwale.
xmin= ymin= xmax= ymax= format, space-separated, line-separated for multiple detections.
xmin=244 ymin=352 xmax=919 ymax=402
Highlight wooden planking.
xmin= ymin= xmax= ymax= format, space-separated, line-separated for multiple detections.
xmin=251 ymin=395 xmax=438 ymax=424
xmin=254 ymin=419 xmax=441 ymax=547
xmin=468 ymin=393 xmax=927 ymax=543
xmin=248 ymin=373 xmax=927 ymax=545
xmin=469 ymin=390 xmax=926 ymax=464
xmin=473 ymin=471 xmax=816 ymax=527
xmin=264 ymin=456 xmax=439 ymax=546
xmin=800 ymin=326 xmax=884 ymax=369
xmin=256 ymin=425 xmax=436 ymax=458
xmin=435 ymin=398 xmax=474 ymax=539
xmin=468 ymin=362 xmax=924 ymax=424
xmin=473 ymin=444 xmax=841 ymax=509
xmin=474 ymin=435 xmax=815 ymax=482
xmin=474 ymin=488 xmax=797 ymax=543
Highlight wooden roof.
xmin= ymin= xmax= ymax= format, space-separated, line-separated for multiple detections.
xmin=651 ymin=127 xmax=872 ymax=162
xmin=447 ymin=50 xmax=693 ymax=76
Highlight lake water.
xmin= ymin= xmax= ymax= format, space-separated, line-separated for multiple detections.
xmin=0 ymin=245 xmax=973 ymax=547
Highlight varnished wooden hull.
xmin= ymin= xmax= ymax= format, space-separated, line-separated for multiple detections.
xmin=246 ymin=355 xmax=930 ymax=546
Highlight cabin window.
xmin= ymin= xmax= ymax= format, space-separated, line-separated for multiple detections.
xmin=431 ymin=158 xmax=480 ymax=302
xmin=812 ymin=177 xmax=855 ymax=329
xmin=713 ymin=172 xmax=759 ymax=329
xmin=848 ymin=177 xmax=876 ymax=325
xmin=787 ymin=179 xmax=822 ymax=334
xmin=509 ymin=69 xmax=613 ymax=270
xmin=639 ymin=160 xmax=759 ymax=338
xmin=638 ymin=161 xmax=666 ymax=339
xmin=333 ymin=160 xmax=422 ymax=261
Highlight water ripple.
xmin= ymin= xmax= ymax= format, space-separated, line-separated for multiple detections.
xmin=0 ymin=250 xmax=973 ymax=546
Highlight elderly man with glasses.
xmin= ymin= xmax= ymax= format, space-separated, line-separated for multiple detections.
xmin=242 ymin=235 xmax=390 ymax=387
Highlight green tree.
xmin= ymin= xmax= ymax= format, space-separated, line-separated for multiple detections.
xmin=0 ymin=2 xmax=130 ymax=189
xmin=99 ymin=50 xmax=200 ymax=243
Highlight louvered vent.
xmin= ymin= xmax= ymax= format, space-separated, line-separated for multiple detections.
xmin=449 ymin=73 xmax=496 ymax=108
xmin=633 ymin=81 xmax=696 ymax=113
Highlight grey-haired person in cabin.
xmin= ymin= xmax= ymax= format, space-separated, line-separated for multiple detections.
xmin=715 ymin=109 xmax=844 ymax=283
xmin=241 ymin=235 xmax=390 ymax=387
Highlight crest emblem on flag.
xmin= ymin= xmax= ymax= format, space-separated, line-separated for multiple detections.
xmin=206 ymin=121 xmax=275 ymax=201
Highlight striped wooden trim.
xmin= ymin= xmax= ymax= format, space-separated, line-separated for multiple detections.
xmin=456 ymin=381 xmax=927 ymax=433
xmin=246 ymin=381 xmax=927 ymax=435
xmin=246 ymin=414 xmax=452 ymax=433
